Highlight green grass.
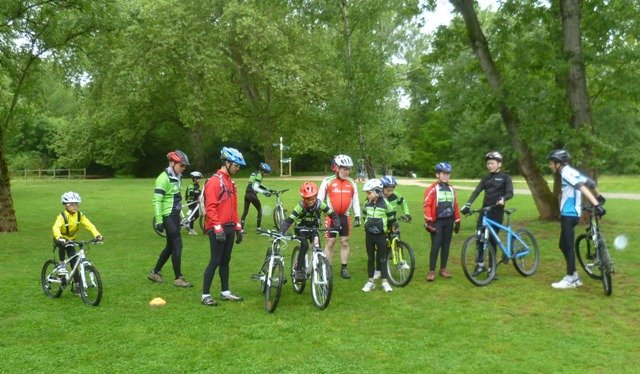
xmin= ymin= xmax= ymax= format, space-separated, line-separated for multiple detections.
xmin=1 ymin=177 xmax=639 ymax=372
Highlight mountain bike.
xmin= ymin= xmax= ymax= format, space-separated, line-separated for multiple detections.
xmin=41 ymin=239 xmax=104 ymax=306
xmin=152 ymin=200 xmax=204 ymax=237
xmin=575 ymin=205 xmax=614 ymax=296
xmin=461 ymin=206 xmax=540 ymax=286
xmin=385 ymin=217 xmax=415 ymax=287
xmin=270 ymin=189 xmax=289 ymax=229
xmin=289 ymin=227 xmax=335 ymax=310
xmin=251 ymin=228 xmax=293 ymax=313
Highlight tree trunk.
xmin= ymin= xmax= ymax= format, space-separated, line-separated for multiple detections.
xmin=451 ymin=0 xmax=558 ymax=220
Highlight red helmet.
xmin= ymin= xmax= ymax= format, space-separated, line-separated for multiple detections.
xmin=300 ymin=181 xmax=318 ymax=198
xmin=167 ymin=150 xmax=190 ymax=165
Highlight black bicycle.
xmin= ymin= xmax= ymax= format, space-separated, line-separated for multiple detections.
xmin=575 ymin=206 xmax=614 ymax=296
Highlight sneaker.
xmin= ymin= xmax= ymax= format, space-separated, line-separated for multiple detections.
xmin=188 ymin=229 xmax=197 ymax=235
xmin=426 ymin=271 xmax=435 ymax=282
xmin=148 ymin=271 xmax=164 ymax=283
xmin=439 ymin=268 xmax=452 ymax=278
xmin=57 ymin=263 xmax=67 ymax=275
xmin=71 ymin=283 xmax=81 ymax=296
xmin=201 ymin=296 xmax=218 ymax=306
xmin=340 ymin=268 xmax=351 ymax=279
xmin=471 ymin=264 xmax=487 ymax=277
xmin=551 ymin=275 xmax=582 ymax=289
xmin=221 ymin=291 xmax=244 ymax=301
xmin=173 ymin=276 xmax=193 ymax=288
xmin=381 ymin=281 xmax=393 ymax=292
xmin=500 ymin=254 xmax=510 ymax=264
xmin=361 ymin=281 xmax=375 ymax=292
xmin=294 ymin=269 xmax=306 ymax=282
xmin=373 ymin=270 xmax=381 ymax=280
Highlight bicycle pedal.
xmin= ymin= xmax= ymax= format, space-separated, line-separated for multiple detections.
xmin=250 ymin=273 xmax=264 ymax=281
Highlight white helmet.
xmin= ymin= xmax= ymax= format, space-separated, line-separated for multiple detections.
xmin=333 ymin=154 xmax=353 ymax=168
xmin=190 ymin=171 xmax=203 ymax=179
xmin=61 ymin=191 xmax=81 ymax=204
xmin=362 ymin=178 xmax=383 ymax=193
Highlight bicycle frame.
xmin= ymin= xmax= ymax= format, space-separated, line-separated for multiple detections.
xmin=480 ymin=215 xmax=531 ymax=259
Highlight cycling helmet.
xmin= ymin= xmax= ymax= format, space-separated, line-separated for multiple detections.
xmin=61 ymin=191 xmax=81 ymax=204
xmin=333 ymin=154 xmax=354 ymax=168
xmin=220 ymin=147 xmax=246 ymax=166
xmin=548 ymin=149 xmax=571 ymax=164
xmin=260 ymin=162 xmax=271 ymax=173
xmin=190 ymin=171 xmax=203 ymax=179
xmin=485 ymin=151 xmax=503 ymax=162
xmin=299 ymin=181 xmax=319 ymax=198
xmin=435 ymin=162 xmax=452 ymax=173
xmin=167 ymin=150 xmax=190 ymax=165
xmin=362 ymin=178 xmax=383 ymax=194
xmin=380 ymin=175 xmax=397 ymax=187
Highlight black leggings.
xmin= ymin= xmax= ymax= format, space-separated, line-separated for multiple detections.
xmin=366 ymin=232 xmax=388 ymax=279
xmin=56 ymin=242 xmax=80 ymax=283
xmin=241 ymin=193 xmax=262 ymax=227
xmin=203 ymin=225 xmax=236 ymax=294
xmin=428 ymin=217 xmax=454 ymax=271
xmin=293 ymin=230 xmax=316 ymax=269
xmin=559 ymin=216 xmax=579 ymax=275
xmin=476 ymin=209 xmax=504 ymax=263
xmin=153 ymin=214 xmax=183 ymax=279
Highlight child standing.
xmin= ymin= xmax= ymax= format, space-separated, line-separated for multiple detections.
xmin=185 ymin=171 xmax=203 ymax=235
xmin=423 ymin=163 xmax=461 ymax=281
xmin=241 ymin=162 xmax=272 ymax=231
xmin=361 ymin=179 xmax=395 ymax=292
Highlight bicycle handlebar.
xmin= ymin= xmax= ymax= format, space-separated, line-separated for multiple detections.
xmin=463 ymin=204 xmax=515 ymax=217
xmin=65 ymin=238 xmax=104 ymax=247
xmin=270 ymin=189 xmax=289 ymax=196
xmin=296 ymin=227 xmax=339 ymax=235
xmin=256 ymin=228 xmax=294 ymax=241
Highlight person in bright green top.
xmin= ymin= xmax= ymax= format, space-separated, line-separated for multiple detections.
xmin=241 ymin=162 xmax=272 ymax=230
xmin=148 ymin=150 xmax=193 ymax=288
xmin=360 ymin=179 xmax=395 ymax=293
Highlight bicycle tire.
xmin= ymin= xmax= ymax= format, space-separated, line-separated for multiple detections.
xmin=311 ymin=256 xmax=333 ymax=310
xmin=198 ymin=214 xmax=205 ymax=233
xmin=576 ymin=234 xmax=601 ymax=280
xmin=79 ymin=263 xmax=103 ymax=306
xmin=461 ymin=234 xmax=497 ymax=286
xmin=265 ymin=259 xmax=284 ymax=313
xmin=512 ymin=228 xmax=540 ymax=276
xmin=41 ymin=259 xmax=64 ymax=298
xmin=386 ymin=239 xmax=415 ymax=287
xmin=273 ymin=206 xmax=286 ymax=230
xmin=598 ymin=241 xmax=613 ymax=296
xmin=291 ymin=246 xmax=306 ymax=294
xmin=152 ymin=217 xmax=166 ymax=237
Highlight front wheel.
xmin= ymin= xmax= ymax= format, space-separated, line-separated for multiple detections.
xmin=198 ymin=214 xmax=205 ymax=234
xmin=290 ymin=246 xmax=307 ymax=294
xmin=598 ymin=242 xmax=613 ymax=296
xmin=79 ymin=264 xmax=103 ymax=306
xmin=265 ymin=259 xmax=284 ymax=313
xmin=386 ymin=239 xmax=415 ymax=287
xmin=461 ymin=234 xmax=496 ymax=286
xmin=576 ymin=234 xmax=601 ymax=280
xmin=512 ymin=229 xmax=539 ymax=276
xmin=311 ymin=256 xmax=333 ymax=310
xmin=152 ymin=217 xmax=166 ymax=237
xmin=41 ymin=259 xmax=64 ymax=298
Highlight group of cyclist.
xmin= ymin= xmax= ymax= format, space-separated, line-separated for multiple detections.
xmin=50 ymin=145 xmax=608 ymax=306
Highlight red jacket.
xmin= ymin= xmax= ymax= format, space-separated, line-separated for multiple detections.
xmin=204 ymin=170 xmax=242 ymax=234
xmin=423 ymin=182 xmax=461 ymax=224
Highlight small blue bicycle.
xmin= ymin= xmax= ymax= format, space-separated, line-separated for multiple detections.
xmin=461 ymin=206 xmax=540 ymax=286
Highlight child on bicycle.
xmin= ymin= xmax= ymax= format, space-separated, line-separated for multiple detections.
xmin=280 ymin=182 xmax=340 ymax=282
xmin=241 ymin=162 xmax=272 ymax=231
xmin=423 ymin=163 xmax=461 ymax=282
xmin=185 ymin=171 xmax=203 ymax=235
xmin=361 ymin=179 xmax=395 ymax=293
xmin=52 ymin=192 xmax=103 ymax=291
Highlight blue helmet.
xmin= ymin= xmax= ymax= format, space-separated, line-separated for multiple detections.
xmin=260 ymin=162 xmax=271 ymax=173
xmin=380 ymin=175 xmax=397 ymax=187
xmin=220 ymin=147 xmax=246 ymax=166
xmin=435 ymin=162 xmax=452 ymax=173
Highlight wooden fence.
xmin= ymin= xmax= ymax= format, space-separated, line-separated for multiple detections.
xmin=13 ymin=168 xmax=87 ymax=179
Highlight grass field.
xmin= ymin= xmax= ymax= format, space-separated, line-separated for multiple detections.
xmin=1 ymin=177 xmax=639 ymax=372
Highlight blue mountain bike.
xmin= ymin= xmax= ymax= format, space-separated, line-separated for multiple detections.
xmin=461 ymin=206 xmax=540 ymax=286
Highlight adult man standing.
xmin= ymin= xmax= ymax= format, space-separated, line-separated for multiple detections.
xmin=318 ymin=154 xmax=361 ymax=279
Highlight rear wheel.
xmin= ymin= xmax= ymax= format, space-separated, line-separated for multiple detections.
xmin=265 ymin=259 xmax=284 ymax=313
xmin=386 ymin=239 xmax=415 ymax=287
xmin=461 ymin=234 xmax=496 ymax=286
xmin=79 ymin=264 xmax=103 ymax=306
xmin=512 ymin=229 xmax=539 ymax=276
xmin=198 ymin=214 xmax=205 ymax=233
xmin=41 ymin=259 xmax=64 ymax=298
xmin=576 ymin=234 xmax=601 ymax=280
xmin=290 ymin=246 xmax=306 ymax=294
xmin=152 ymin=217 xmax=166 ymax=237
xmin=273 ymin=205 xmax=286 ymax=230
xmin=311 ymin=256 xmax=333 ymax=310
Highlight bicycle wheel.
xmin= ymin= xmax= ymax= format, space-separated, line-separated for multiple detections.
xmin=461 ymin=234 xmax=496 ymax=286
xmin=575 ymin=234 xmax=601 ymax=280
xmin=152 ymin=217 xmax=166 ymax=237
xmin=311 ymin=256 xmax=333 ymax=310
xmin=273 ymin=205 xmax=286 ymax=230
xmin=79 ymin=263 xmax=103 ymax=306
xmin=598 ymin=242 xmax=613 ymax=296
xmin=265 ymin=259 xmax=284 ymax=313
xmin=198 ymin=214 xmax=205 ymax=233
xmin=290 ymin=246 xmax=306 ymax=294
xmin=512 ymin=229 xmax=540 ymax=276
xmin=41 ymin=259 xmax=64 ymax=298
xmin=386 ymin=239 xmax=415 ymax=287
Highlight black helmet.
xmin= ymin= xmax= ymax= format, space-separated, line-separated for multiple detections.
xmin=485 ymin=151 xmax=503 ymax=162
xmin=548 ymin=149 xmax=571 ymax=164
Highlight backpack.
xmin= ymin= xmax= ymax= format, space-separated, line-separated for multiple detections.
xmin=60 ymin=211 xmax=82 ymax=236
